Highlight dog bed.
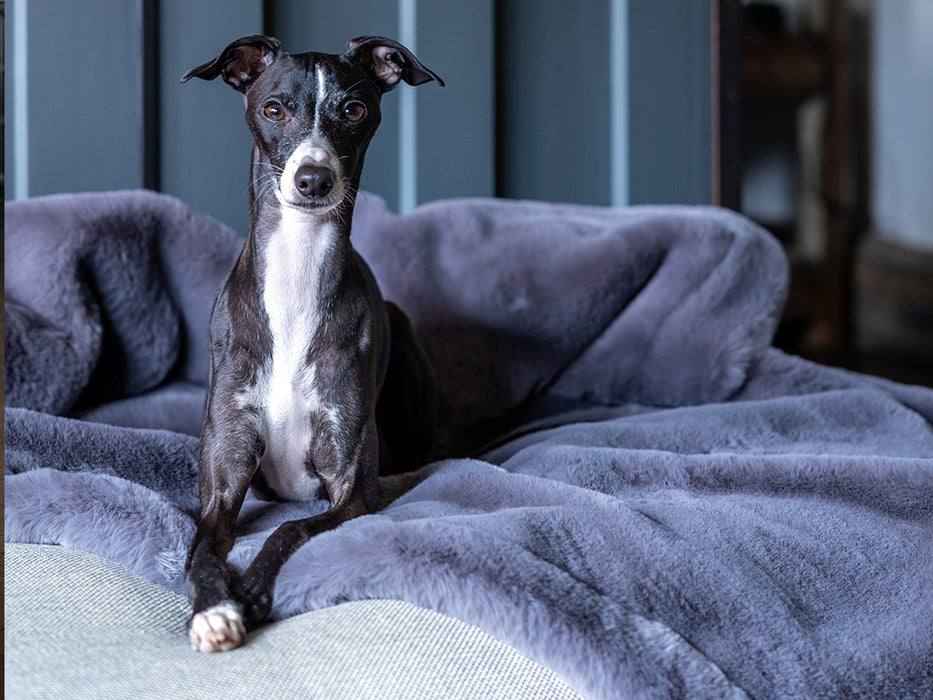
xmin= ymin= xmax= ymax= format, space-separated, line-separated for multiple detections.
xmin=5 ymin=190 xmax=932 ymax=698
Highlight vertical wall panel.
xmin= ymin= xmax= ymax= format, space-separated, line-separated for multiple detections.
xmin=496 ymin=0 xmax=612 ymax=205
xmin=609 ymin=0 xmax=629 ymax=207
xmin=628 ymin=0 xmax=712 ymax=205
xmin=159 ymin=0 xmax=264 ymax=235
xmin=5 ymin=0 xmax=26 ymax=200
xmin=18 ymin=0 xmax=144 ymax=197
xmin=398 ymin=0 xmax=419 ymax=213
xmin=416 ymin=0 xmax=496 ymax=204
xmin=872 ymin=1 xmax=933 ymax=250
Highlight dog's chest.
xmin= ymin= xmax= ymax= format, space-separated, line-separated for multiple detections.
xmin=262 ymin=221 xmax=328 ymax=414
xmin=254 ymin=213 xmax=339 ymax=498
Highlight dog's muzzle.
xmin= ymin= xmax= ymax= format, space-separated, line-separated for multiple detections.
xmin=277 ymin=142 xmax=343 ymax=210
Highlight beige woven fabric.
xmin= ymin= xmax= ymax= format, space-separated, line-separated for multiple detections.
xmin=5 ymin=544 xmax=581 ymax=699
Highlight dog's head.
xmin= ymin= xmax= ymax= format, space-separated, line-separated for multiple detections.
xmin=182 ymin=35 xmax=443 ymax=214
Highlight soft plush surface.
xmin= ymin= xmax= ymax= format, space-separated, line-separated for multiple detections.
xmin=5 ymin=190 xmax=933 ymax=699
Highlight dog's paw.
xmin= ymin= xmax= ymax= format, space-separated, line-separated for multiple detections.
xmin=242 ymin=591 xmax=272 ymax=628
xmin=238 ymin=580 xmax=273 ymax=628
xmin=188 ymin=602 xmax=246 ymax=653
xmin=235 ymin=569 xmax=274 ymax=628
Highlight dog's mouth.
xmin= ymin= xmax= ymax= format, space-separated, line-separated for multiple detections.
xmin=275 ymin=187 xmax=344 ymax=213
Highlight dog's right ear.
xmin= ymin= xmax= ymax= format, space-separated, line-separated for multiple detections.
xmin=180 ymin=35 xmax=281 ymax=93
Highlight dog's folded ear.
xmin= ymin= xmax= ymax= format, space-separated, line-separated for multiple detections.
xmin=181 ymin=35 xmax=281 ymax=93
xmin=344 ymin=36 xmax=444 ymax=93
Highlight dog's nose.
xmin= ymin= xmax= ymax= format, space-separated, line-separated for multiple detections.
xmin=294 ymin=163 xmax=335 ymax=199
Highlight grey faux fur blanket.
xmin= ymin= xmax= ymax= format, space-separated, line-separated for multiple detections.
xmin=5 ymin=190 xmax=933 ymax=698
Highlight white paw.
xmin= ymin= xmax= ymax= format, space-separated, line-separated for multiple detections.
xmin=189 ymin=602 xmax=246 ymax=653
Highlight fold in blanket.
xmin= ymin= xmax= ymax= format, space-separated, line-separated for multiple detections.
xmin=5 ymin=191 xmax=933 ymax=699
xmin=352 ymin=195 xmax=789 ymax=445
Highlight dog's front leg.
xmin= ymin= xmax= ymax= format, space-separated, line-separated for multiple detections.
xmin=186 ymin=399 xmax=264 ymax=653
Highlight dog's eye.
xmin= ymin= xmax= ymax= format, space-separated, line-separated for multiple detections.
xmin=343 ymin=102 xmax=366 ymax=123
xmin=262 ymin=102 xmax=287 ymax=121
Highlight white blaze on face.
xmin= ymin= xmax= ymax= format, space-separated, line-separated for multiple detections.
xmin=274 ymin=63 xmax=347 ymax=209
xmin=317 ymin=64 xmax=327 ymax=103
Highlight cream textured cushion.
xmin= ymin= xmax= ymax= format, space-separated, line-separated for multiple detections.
xmin=5 ymin=544 xmax=579 ymax=699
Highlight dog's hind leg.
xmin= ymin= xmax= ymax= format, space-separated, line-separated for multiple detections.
xmin=377 ymin=302 xmax=438 ymax=475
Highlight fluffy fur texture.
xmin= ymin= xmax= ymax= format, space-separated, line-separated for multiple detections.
xmin=5 ymin=190 xmax=933 ymax=698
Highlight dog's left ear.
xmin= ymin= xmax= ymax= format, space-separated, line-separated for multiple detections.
xmin=344 ymin=36 xmax=445 ymax=93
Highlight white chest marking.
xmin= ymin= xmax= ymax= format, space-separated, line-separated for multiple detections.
xmin=256 ymin=208 xmax=339 ymax=500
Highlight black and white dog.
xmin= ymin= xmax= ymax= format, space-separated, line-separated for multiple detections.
xmin=181 ymin=35 xmax=441 ymax=653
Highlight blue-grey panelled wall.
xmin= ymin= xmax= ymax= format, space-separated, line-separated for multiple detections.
xmin=5 ymin=0 xmax=711 ymax=235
